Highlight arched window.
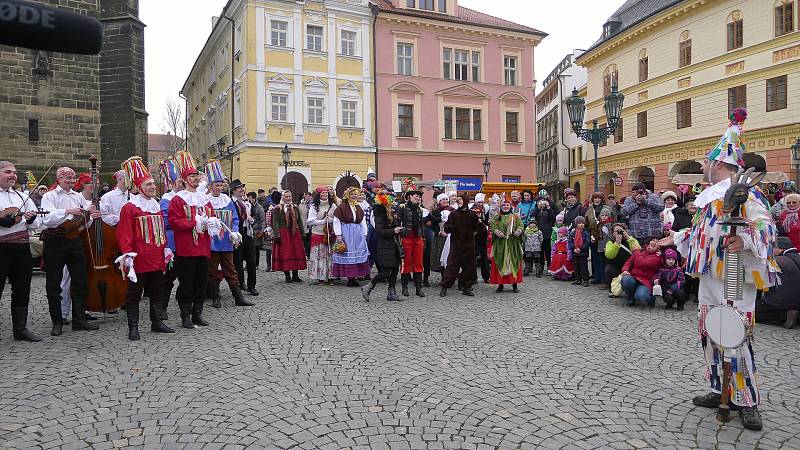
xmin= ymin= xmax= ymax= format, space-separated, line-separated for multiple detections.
xmin=679 ymin=30 xmax=691 ymax=67
xmin=638 ymin=49 xmax=648 ymax=82
xmin=603 ymin=64 xmax=618 ymax=97
xmin=775 ymin=0 xmax=795 ymax=36
xmin=727 ymin=11 xmax=743 ymax=50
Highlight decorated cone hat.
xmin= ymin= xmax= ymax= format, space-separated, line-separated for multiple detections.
xmin=174 ymin=150 xmax=198 ymax=179
xmin=121 ymin=156 xmax=152 ymax=190
xmin=706 ymin=108 xmax=747 ymax=167
xmin=203 ymin=159 xmax=225 ymax=183
xmin=160 ymin=156 xmax=180 ymax=187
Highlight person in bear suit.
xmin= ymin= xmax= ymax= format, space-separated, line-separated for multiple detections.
xmin=439 ymin=192 xmax=482 ymax=297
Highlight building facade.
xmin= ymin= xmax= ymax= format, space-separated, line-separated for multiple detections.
xmin=535 ymin=52 xmax=587 ymax=201
xmin=182 ymin=0 xmax=375 ymax=197
xmin=575 ymin=0 xmax=800 ymax=197
xmin=373 ymin=0 xmax=545 ymax=190
xmin=0 ymin=0 xmax=147 ymax=181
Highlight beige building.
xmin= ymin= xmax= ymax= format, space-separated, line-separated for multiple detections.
xmin=574 ymin=0 xmax=800 ymax=196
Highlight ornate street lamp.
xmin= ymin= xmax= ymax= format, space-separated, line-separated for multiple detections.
xmin=791 ymin=137 xmax=800 ymax=187
xmin=566 ymin=85 xmax=625 ymax=192
xmin=281 ymin=144 xmax=291 ymax=190
xmin=482 ymin=158 xmax=491 ymax=182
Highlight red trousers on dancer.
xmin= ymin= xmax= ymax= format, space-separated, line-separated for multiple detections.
xmin=401 ymin=235 xmax=424 ymax=274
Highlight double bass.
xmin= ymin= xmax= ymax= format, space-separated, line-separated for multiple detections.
xmin=82 ymin=156 xmax=128 ymax=312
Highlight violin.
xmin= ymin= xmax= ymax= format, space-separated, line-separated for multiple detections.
xmin=0 ymin=207 xmax=49 ymax=224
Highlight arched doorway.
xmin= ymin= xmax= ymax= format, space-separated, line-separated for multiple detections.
xmin=631 ymin=166 xmax=655 ymax=192
xmin=670 ymin=160 xmax=703 ymax=177
xmin=334 ymin=171 xmax=362 ymax=198
xmin=599 ymin=172 xmax=619 ymax=196
xmin=281 ymin=172 xmax=309 ymax=203
xmin=742 ymin=153 xmax=766 ymax=172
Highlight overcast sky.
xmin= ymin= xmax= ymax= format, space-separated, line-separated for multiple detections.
xmin=141 ymin=0 xmax=626 ymax=134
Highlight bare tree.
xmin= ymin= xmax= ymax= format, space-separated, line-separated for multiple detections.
xmin=160 ymin=97 xmax=186 ymax=153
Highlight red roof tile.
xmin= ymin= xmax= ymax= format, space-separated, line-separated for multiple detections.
xmin=373 ymin=0 xmax=546 ymax=37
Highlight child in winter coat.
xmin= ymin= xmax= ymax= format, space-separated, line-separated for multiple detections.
xmin=568 ymin=216 xmax=591 ymax=286
xmin=549 ymin=226 xmax=574 ymax=280
xmin=523 ymin=219 xmax=544 ymax=277
xmin=551 ymin=212 xmax=565 ymax=243
xmin=653 ymin=248 xmax=687 ymax=310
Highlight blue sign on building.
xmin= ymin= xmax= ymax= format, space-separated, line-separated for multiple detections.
xmin=502 ymin=176 xmax=521 ymax=183
xmin=443 ymin=177 xmax=483 ymax=191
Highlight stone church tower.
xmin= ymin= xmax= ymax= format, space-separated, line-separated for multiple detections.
xmin=0 ymin=0 xmax=147 ymax=183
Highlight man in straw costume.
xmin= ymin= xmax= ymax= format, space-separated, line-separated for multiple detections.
xmin=660 ymin=108 xmax=778 ymax=430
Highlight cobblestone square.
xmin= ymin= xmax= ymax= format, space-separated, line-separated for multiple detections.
xmin=0 ymin=271 xmax=798 ymax=449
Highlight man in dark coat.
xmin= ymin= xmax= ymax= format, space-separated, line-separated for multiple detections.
xmin=439 ymin=193 xmax=482 ymax=297
xmin=756 ymin=236 xmax=800 ymax=328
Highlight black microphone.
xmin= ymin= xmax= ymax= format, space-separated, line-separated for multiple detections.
xmin=0 ymin=0 xmax=103 ymax=55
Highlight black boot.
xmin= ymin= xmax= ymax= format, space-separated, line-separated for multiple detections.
xmin=512 ymin=283 xmax=519 ymax=293
xmin=423 ymin=274 xmax=430 ymax=288
xmin=462 ymin=287 xmax=475 ymax=296
xmin=496 ymin=284 xmax=504 ymax=293
xmin=387 ymin=287 xmax=401 ymax=302
xmin=72 ymin=318 xmax=99 ymax=331
xmin=414 ymin=273 xmax=426 ymax=297
xmin=284 ymin=271 xmax=292 ymax=283
xmin=192 ymin=303 xmax=209 ymax=326
xmin=211 ymin=282 xmax=222 ymax=308
xmin=535 ymin=263 xmax=543 ymax=278
xmin=783 ymin=310 xmax=798 ymax=329
xmin=401 ymin=274 xmax=410 ymax=297
xmin=361 ymin=281 xmax=375 ymax=302
xmin=439 ymin=287 xmax=447 ymax=297
xmin=128 ymin=321 xmax=140 ymax=341
xmin=11 ymin=307 xmax=41 ymax=342
xmin=51 ymin=320 xmax=63 ymax=337
xmin=72 ymin=297 xmax=99 ymax=331
xmin=179 ymin=302 xmax=194 ymax=329
xmin=291 ymin=270 xmax=303 ymax=283
xmin=232 ymin=286 xmax=254 ymax=306
xmin=151 ymin=320 xmax=175 ymax=333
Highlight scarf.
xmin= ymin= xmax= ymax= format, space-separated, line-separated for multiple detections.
xmin=525 ymin=225 xmax=539 ymax=235
xmin=574 ymin=228 xmax=584 ymax=248
xmin=333 ymin=202 xmax=364 ymax=224
xmin=783 ymin=206 xmax=800 ymax=232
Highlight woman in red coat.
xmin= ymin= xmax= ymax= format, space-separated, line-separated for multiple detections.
xmin=779 ymin=193 xmax=800 ymax=250
xmin=620 ymin=237 xmax=663 ymax=307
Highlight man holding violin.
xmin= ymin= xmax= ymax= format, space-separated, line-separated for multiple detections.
xmin=40 ymin=166 xmax=102 ymax=336
xmin=0 ymin=161 xmax=43 ymax=342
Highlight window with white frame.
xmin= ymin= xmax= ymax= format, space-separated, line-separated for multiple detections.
xmin=443 ymin=107 xmax=481 ymax=140
xmin=307 ymin=25 xmax=323 ymax=52
xmin=307 ymin=97 xmax=324 ymax=124
xmin=454 ymin=50 xmax=469 ymax=81
xmin=271 ymin=94 xmax=288 ymax=122
xmin=442 ymin=48 xmax=451 ymax=80
xmin=504 ymin=56 xmax=517 ymax=86
xmin=341 ymin=100 xmax=357 ymax=127
xmin=271 ymin=20 xmax=288 ymax=47
xmin=397 ymin=42 xmax=413 ymax=75
xmin=341 ymin=30 xmax=357 ymax=56
xmin=218 ymin=44 xmax=228 ymax=76
xmin=471 ymin=51 xmax=480 ymax=82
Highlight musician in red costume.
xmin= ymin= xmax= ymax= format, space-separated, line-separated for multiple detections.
xmin=117 ymin=157 xmax=176 ymax=340
xmin=167 ymin=151 xmax=219 ymax=329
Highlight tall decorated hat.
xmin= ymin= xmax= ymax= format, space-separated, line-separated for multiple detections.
xmin=706 ymin=108 xmax=747 ymax=167
xmin=203 ymin=159 xmax=225 ymax=183
xmin=174 ymin=150 xmax=198 ymax=179
xmin=160 ymin=156 xmax=180 ymax=187
xmin=121 ymin=156 xmax=153 ymax=189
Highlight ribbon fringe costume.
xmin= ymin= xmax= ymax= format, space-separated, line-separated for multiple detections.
xmin=208 ymin=192 xmax=240 ymax=289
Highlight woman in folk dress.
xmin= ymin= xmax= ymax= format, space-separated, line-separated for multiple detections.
xmin=306 ymin=187 xmax=339 ymax=284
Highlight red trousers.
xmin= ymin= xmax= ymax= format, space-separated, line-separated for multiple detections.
xmin=401 ymin=236 xmax=424 ymax=274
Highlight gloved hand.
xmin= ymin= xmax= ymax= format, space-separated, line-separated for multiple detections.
xmin=194 ymin=214 xmax=207 ymax=233
xmin=114 ymin=252 xmax=138 ymax=283
xmin=230 ymin=232 xmax=243 ymax=247
xmin=206 ymin=217 xmax=223 ymax=238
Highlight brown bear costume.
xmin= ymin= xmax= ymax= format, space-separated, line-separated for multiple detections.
xmin=439 ymin=192 xmax=482 ymax=296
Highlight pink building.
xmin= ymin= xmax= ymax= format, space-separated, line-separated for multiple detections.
xmin=373 ymin=0 xmax=546 ymax=189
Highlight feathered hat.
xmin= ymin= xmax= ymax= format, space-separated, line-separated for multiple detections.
xmin=174 ymin=151 xmax=198 ymax=179
xmin=203 ymin=159 xmax=225 ymax=183
xmin=160 ymin=157 xmax=180 ymax=187
xmin=706 ymin=108 xmax=747 ymax=167
xmin=121 ymin=156 xmax=152 ymax=189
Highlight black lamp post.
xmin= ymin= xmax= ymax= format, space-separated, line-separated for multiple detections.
xmin=216 ymin=137 xmax=234 ymax=176
xmin=281 ymin=144 xmax=291 ymax=190
xmin=482 ymin=158 xmax=491 ymax=183
xmin=566 ymin=85 xmax=625 ymax=193
xmin=791 ymin=137 xmax=800 ymax=187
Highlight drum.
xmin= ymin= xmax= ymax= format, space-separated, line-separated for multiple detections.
xmin=705 ymin=305 xmax=748 ymax=348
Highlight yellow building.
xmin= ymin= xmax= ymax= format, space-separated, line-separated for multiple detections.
xmin=575 ymin=0 xmax=800 ymax=197
xmin=182 ymin=0 xmax=375 ymax=196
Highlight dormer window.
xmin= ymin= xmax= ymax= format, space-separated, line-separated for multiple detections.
xmin=603 ymin=20 xmax=621 ymax=39
xmin=406 ymin=0 xmax=447 ymax=13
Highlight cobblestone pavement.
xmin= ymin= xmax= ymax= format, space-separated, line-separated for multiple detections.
xmin=1 ymin=269 xmax=799 ymax=450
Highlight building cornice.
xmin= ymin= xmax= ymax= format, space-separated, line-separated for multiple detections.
xmin=378 ymin=14 xmax=543 ymax=45
xmin=576 ymin=0 xmax=707 ymax=67
xmin=585 ymin=30 xmax=800 ymax=108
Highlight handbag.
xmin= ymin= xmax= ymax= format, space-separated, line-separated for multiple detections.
xmin=394 ymin=235 xmax=405 ymax=260
xmin=611 ymin=274 xmax=624 ymax=296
